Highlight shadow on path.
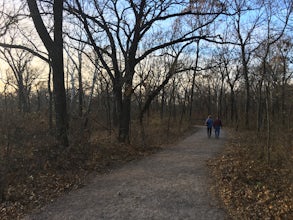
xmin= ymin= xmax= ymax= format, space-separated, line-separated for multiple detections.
xmin=24 ymin=126 xmax=228 ymax=220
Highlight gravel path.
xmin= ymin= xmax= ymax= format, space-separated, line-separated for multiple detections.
xmin=24 ymin=126 xmax=229 ymax=220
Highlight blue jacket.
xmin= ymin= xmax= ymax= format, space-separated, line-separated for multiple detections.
xmin=206 ymin=118 xmax=213 ymax=128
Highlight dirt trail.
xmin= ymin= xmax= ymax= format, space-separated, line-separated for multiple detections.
xmin=23 ymin=126 xmax=229 ymax=220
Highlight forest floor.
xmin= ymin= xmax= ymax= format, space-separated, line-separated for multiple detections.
xmin=22 ymin=126 xmax=229 ymax=220
xmin=210 ymin=129 xmax=293 ymax=219
xmin=1 ymin=122 xmax=292 ymax=219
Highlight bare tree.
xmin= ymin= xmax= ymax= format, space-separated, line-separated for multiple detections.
xmin=27 ymin=0 xmax=69 ymax=147
xmin=232 ymin=0 xmax=263 ymax=127
xmin=223 ymin=0 xmax=292 ymax=128
xmin=0 ymin=48 xmax=39 ymax=112
xmin=189 ymin=40 xmax=201 ymax=120
xmin=215 ymin=45 xmax=241 ymax=123
xmin=64 ymin=21 xmax=87 ymax=118
xmin=273 ymin=37 xmax=293 ymax=126
xmin=68 ymin=0 xmax=226 ymax=142
xmin=0 ymin=1 xmax=21 ymax=202
xmin=140 ymin=45 xmax=185 ymax=116
xmin=0 ymin=0 xmax=19 ymax=37
xmin=251 ymin=0 xmax=291 ymax=162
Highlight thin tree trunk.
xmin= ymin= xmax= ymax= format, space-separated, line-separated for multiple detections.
xmin=84 ymin=66 xmax=98 ymax=129
xmin=78 ymin=52 xmax=83 ymax=117
xmin=48 ymin=65 xmax=53 ymax=131
xmin=257 ymin=75 xmax=265 ymax=133
xmin=265 ymin=84 xmax=271 ymax=164
xmin=160 ymin=87 xmax=165 ymax=120
xmin=241 ymin=44 xmax=250 ymax=128
xmin=189 ymin=40 xmax=200 ymax=119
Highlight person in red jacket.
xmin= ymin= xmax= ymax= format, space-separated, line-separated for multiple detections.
xmin=213 ymin=117 xmax=222 ymax=138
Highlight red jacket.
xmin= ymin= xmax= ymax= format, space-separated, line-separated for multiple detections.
xmin=213 ymin=119 xmax=222 ymax=128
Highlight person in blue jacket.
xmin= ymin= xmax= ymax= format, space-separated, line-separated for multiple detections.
xmin=205 ymin=115 xmax=213 ymax=138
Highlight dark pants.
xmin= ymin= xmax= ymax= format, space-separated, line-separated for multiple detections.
xmin=214 ymin=126 xmax=220 ymax=138
xmin=207 ymin=127 xmax=212 ymax=138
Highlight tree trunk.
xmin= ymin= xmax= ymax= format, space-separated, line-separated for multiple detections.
xmin=52 ymin=0 xmax=68 ymax=147
xmin=207 ymin=84 xmax=212 ymax=114
xmin=113 ymin=78 xmax=122 ymax=127
xmin=78 ymin=52 xmax=83 ymax=117
xmin=189 ymin=40 xmax=200 ymax=119
xmin=281 ymin=58 xmax=287 ymax=127
xmin=265 ymin=84 xmax=271 ymax=164
xmin=160 ymin=87 xmax=165 ymax=120
xmin=84 ymin=65 xmax=98 ymax=129
xmin=117 ymin=55 xmax=135 ymax=142
xmin=241 ymin=45 xmax=250 ymax=128
xmin=118 ymin=84 xmax=132 ymax=143
xmin=229 ymin=85 xmax=235 ymax=122
xmin=27 ymin=0 xmax=69 ymax=147
xmin=257 ymin=80 xmax=263 ymax=132
xmin=218 ymin=73 xmax=225 ymax=117
xmin=48 ymin=65 xmax=53 ymax=131
xmin=139 ymin=67 xmax=175 ymax=123
xmin=52 ymin=53 xmax=68 ymax=147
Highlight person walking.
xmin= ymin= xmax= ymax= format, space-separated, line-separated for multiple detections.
xmin=213 ymin=116 xmax=222 ymax=138
xmin=205 ymin=115 xmax=213 ymax=138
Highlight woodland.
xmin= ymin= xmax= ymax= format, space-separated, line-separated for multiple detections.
xmin=0 ymin=0 xmax=292 ymax=219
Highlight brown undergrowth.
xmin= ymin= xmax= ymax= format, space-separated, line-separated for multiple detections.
xmin=0 ymin=112 xmax=192 ymax=220
xmin=210 ymin=129 xmax=293 ymax=219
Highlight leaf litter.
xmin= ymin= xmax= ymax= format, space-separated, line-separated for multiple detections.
xmin=209 ymin=130 xmax=293 ymax=219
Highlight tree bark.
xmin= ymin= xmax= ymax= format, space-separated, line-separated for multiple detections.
xmin=118 ymin=83 xmax=133 ymax=143
xmin=241 ymin=44 xmax=250 ymax=128
xmin=189 ymin=40 xmax=200 ymax=119
xmin=78 ymin=52 xmax=83 ymax=117
xmin=27 ymin=0 xmax=68 ymax=147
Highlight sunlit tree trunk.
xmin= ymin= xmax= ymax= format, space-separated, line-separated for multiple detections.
xmin=48 ymin=64 xmax=53 ymax=131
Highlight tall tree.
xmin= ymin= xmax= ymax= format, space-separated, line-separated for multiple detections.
xmin=274 ymin=37 xmax=293 ymax=126
xmin=27 ymin=0 xmax=68 ymax=147
xmin=69 ymin=0 xmax=226 ymax=142
xmin=232 ymin=0 xmax=261 ymax=127
xmin=225 ymin=0 xmax=292 ymax=128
